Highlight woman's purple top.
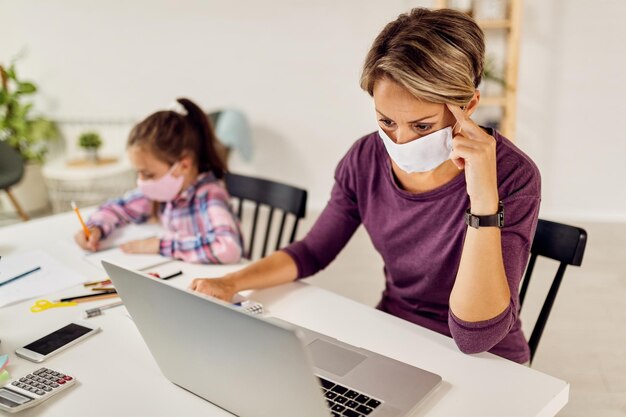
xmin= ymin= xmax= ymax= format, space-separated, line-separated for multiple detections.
xmin=283 ymin=129 xmax=540 ymax=363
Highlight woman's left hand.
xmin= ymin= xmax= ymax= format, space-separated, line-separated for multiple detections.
xmin=120 ymin=237 xmax=161 ymax=254
xmin=447 ymin=104 xmax=499 ymax=215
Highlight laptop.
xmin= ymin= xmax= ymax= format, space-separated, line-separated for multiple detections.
xmin=102 ymin=261 xmax=442 ymax=417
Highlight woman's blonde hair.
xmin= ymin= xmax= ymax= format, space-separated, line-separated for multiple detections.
xmin=360 ymin=8 xmax=485 ymax=106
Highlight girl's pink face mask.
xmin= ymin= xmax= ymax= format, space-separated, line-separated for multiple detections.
xmin=136 ymin=163 xmax=184 ymax=202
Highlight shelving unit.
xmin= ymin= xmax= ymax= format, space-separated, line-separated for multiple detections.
xmin=434 ymin=0 xmax=523 ymax=139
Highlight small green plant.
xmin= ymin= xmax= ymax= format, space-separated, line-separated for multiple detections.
xmin=78 ymin=131 xmax=103 ymax=150
xmin=0 ymin=59 xmax=60 ymax=163
xmin=483 ymin=57 xmax=507 ymax=88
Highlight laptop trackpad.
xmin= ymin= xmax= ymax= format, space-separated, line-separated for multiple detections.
xmin=307 ymin=339 xmax=367 ymax=377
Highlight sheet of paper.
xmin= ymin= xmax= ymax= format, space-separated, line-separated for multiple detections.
xmin=84 ymin=247 xmax=172 ymax=272
xmin=95 ymin=223 xmax=165 ymax=250
xmin=71 ymin=223 xmax=171 ymax=271
xmin=0 ymin=250 xmax=86 ymax=308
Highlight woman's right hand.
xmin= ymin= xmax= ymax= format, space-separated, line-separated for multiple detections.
xmin=188 ymin=251 xmax=299 ymax=302
xmin=188 ymin=277 xmax=238 ymax=302
xmin=74 ymin=227 xmax=102 ymax=252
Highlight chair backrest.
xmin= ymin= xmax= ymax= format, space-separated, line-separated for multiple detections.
xmin=225 ymin=172 xmax=307 ymax=260
xmin=0 ymin=140 xmax=25 ymax=189
xmin=520 ymin=218 xmax=587 ymax=362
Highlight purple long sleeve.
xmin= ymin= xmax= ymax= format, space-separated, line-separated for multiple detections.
xmin=283 ymin=129 xmax=540 ymax=363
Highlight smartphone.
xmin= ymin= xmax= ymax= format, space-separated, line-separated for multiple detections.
xmin=15 ymin=322 xmax=100 ymax=363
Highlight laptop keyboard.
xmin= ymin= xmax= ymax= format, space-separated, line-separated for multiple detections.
xmin=318 ymin=376 xmax=382 ymax=416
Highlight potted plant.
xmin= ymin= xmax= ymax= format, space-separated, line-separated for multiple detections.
xmin=0 ymin=59 xmax=60 ymax=213
xmin=78 ymin=131 xmax=103 ymax=162
xmin=482 ymin=57 xmax=507 ymax=97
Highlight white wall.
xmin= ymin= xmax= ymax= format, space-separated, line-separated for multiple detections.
xmin=3 ymin=0 xmax=625 ymax=220
xmin=1 ymin=0 xmax=428 ymax=212
xmin=517 ymin=0 xmax=626 ymax=222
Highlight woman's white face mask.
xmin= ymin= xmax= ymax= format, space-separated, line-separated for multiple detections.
xmin=378 ymin=126 xmax=453 ymax=173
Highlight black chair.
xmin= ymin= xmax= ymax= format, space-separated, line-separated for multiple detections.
xmin=0 ymin=140 xmax=29 ymax=221
xmin=520 ymin=219 xmax=587 ymax=363
xmin=225 ymin=172 xmax=307 ymax=260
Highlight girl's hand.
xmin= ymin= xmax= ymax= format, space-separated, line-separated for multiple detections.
xmin=74 ymin=227 xmax=102 ymax=252
xmin=188 ymin=277 xmax=238 ymax=302
xmin=447 ymin=104 xmax=499 ymax=215
xmin=120 ymin=237 xmax=160 ymax=254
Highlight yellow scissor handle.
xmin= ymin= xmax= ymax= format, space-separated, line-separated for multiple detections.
xmin=30 ymin=299 xmax=78 ymax=313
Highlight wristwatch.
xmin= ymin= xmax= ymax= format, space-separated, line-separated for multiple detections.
xmin=465 ymin=202 xmax=504 ymax=229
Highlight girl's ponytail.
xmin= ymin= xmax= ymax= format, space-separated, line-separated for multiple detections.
xmin=177 ymin=98 xmax=227 ymax=179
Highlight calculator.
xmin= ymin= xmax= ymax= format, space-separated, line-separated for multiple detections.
xmin=0 ymin=367 xmax=76 ymax=413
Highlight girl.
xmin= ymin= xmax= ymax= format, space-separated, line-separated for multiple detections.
xmin=188 ymin=9 xmax=540 ymax=364
xmin=74 ymin=98 xmax=243 ymax=264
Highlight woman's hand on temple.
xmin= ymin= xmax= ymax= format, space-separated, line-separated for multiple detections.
xmin=447 ymin=104 xmax=499 ymax=215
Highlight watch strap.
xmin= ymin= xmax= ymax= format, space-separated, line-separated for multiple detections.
xmin=465 ymin=202 xmax=504 ymax=229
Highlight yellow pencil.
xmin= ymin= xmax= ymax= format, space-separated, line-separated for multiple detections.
xmin=71 ymin=201 xmax=91 ymax=239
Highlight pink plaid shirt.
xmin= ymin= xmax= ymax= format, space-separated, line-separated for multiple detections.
xmin=87 ymin=172 xmax=243 ymax=264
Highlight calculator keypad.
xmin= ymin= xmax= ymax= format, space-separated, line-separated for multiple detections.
xmin=10 ymin=368 xmax=73 ymax=397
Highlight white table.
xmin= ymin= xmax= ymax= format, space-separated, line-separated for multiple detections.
xmin=0 ymin=211 xmax=569 ymax=417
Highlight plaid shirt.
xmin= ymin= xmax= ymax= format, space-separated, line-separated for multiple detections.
xmin=87 ymin=172 xmax=243 ymax=264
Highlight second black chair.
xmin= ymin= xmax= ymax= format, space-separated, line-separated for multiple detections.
xmin=225 ymin=172 xmax=307 ymax=260
xmin=520 ymin=218 xmax=587 ymax=363
xmin=0 ymin=140 xmax=29 ymax=221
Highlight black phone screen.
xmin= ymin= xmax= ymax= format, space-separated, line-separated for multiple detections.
xmin=23 ymin=323 xmax=92 ymax=355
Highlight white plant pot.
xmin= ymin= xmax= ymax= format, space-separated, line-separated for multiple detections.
xmin=1 ymin=163 xmax=50 ymax=215
xmin=84 ymin=148 xmax=100 ymax=162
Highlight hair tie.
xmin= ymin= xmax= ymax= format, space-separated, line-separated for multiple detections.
xmin=167 ymin=101 xmax=188 ymax=116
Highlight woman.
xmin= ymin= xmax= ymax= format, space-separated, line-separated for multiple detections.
xmin=190 ymin=8 xmax=540 ymax=364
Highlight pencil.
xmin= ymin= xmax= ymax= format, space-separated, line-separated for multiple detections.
xmin=0 ymin=266 xmax=41 ymax=287
xmin=83 ymin=301 xmax=124 ymax=318
xmin=84 ymin=279 xmax=111 ymax=287
xmin=89 ymin=288 xmax=117 ymax=293
xmin=72 ymin=293 xmax=119 ymax=304
xmin=59 ymin=291 xmax=118 ymax=303
xmin=161 ymin=271 xmax=183 ymax=280
xmin=71 ymin=201 xmax=91 ymax=239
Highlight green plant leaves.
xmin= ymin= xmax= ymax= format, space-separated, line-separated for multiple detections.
xmin=0 ymin=61 xmax=59 ymax=163
xmin=78 ymin=131 xmax=103 ymax=150
xmin=16 ymin=82 xmax=37 ymax=95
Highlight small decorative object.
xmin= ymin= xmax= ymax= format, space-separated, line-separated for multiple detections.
xmin=473 ymin=0 xmax=508 ymax=21
xmin=78 ymin=131 xmax=103 ymax=162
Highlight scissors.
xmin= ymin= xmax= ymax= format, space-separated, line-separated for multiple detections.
xmin=30 ymin=299 xmax=78 ymax=313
